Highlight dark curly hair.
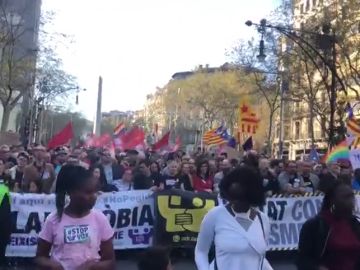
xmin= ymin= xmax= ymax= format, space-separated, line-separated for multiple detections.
xmin=321 ymin=180 xmax=351 ymax=212
xmin=56 ymin=164 xmax=92 ymax=219
xmin=219 ymin=166 xmax=265 ymax=207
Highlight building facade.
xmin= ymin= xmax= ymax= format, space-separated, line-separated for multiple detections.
xmin=273 ymin=0 xmax=359 ymax=160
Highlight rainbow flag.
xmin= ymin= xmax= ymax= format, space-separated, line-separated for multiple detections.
xmin=323 ymin=140 xmax=350 ymax=163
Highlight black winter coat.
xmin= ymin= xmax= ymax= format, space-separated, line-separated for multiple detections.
xmin=297 ymin=214 xmax=360 ymax=270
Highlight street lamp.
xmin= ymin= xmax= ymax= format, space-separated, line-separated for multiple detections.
xmin=257 ymin=40 xmax=266 ymax=62
xmin=245 ymin=19 xmax=345 ymax=148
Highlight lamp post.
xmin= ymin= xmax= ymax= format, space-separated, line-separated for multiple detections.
xmin=245 ymin=19 xmax=345 ymax=148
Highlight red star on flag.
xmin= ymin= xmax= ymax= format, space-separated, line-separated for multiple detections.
xmin=241 ymin=105 xmax=249 ymax=113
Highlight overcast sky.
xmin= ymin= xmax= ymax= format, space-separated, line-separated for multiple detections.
xmin=42 ymin=0 xmax=279 ymax=120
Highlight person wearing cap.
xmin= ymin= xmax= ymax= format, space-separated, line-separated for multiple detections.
xmin=23 ymin=145 xmax=55 ymax=194
xmin=7 ymin=152 xmax=30 ymax=192
xmin=53 ymin=147 xmax=69 ymax=176
xmin=0 ymin=172 xmax=11 ymax=267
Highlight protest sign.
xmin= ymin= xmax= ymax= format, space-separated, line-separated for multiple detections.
xmin=6 ymin=190 xmax=360 ymax=257
xmin=6 ymin=191 xmax=154 ymax=257
xmin=154 ymin=190 xmax=217 ymax=247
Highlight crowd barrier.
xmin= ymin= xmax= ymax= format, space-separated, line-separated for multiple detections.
xmin=6 ymin=190 xmax=360 ymax=257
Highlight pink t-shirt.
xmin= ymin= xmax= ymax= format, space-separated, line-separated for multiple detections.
xmin=39 ymin=209 xmax=114 ymax=270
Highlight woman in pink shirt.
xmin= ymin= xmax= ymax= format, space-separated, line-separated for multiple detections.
xmin=35 ymin=165 xmax=115 ymax=270
xmin=193 ymin=160 xmax=214 ymax=193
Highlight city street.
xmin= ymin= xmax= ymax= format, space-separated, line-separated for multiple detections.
xmin=9 ymin=258 xmax=296 ymax=270
xmin=8 ymin=251 xmax=297 ymax=269
xmin=116 ymin=259 xmax=296 ymax=270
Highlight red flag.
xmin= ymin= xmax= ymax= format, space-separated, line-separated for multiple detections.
xmin=47 ymin=122 xmax=74 ymax=149
xmin=170 ymin=136 xmax=181 ymax=152
xmin=121 ymin=127 xmax=145 ymax=150
xmin=153 ymin=131 xmax=170 ymax=151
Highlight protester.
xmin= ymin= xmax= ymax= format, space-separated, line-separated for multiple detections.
xmin=213 ymin=159 xmax=232 ymax=193
xmin=160 ymin=160 xmax=180 ymax=190
xmin=269 ymin=159 xmax=284 ymax=178
xmin=90 ymin=165 xmax=103 ymax=190
xmin=0 ymin=176 xmax=11 ymax=268
xmin=23 ymin=145 xmax=55 ymax=194
xmin=99 ymin=149 xmax=124 ymax=191
xmin=0 ymin=145 xmax=10 ymax=163
xmin=352 ymin=168 xmax=360 ymax=191
xmin=150 ymin=161 xmax=163 ymax=188
xmin=133 ymin=161 xmax=156 ymax=190
xmin=208 ymin=159 xmax=218 ymax=175
xmin=259 ymin=158 xmax=280 ymax=196
xmin=278 ymin=161 xmax=306 ymax=195
xmin=313 ymin=164 xmax=323 ymax=177
xmin=188 ymin=158 xmax=196 ymax=175
xmin=299 ymin=161 xmax=320 ymax=193
xmin=8 ymin=151 xmax=29 ymax=191
xmin=339 ymin=163 xmax=353 ymax=186
xmin=71 ymin=148 xmax=90 ymax=169
xmin=298 ymin=181 xmax=360 ymax=270
xmin=178 ymin=162 xmax=193 ymax=191
xmin=138 ymin=247 xmax=172 ymax=270
xmin=53 ymin=147 xmax=69 ymax=176
xmin=318 ymin=162 xmax=340 ymax=193
xmin=35 ymin=164 xmax=115 ymax=270
xmin=114 ymin=168 xmax=133 ymax=191
xmin=195 ymin=166 xmax=272 ymax=270
xmin=193 ymin=160 xmax=213 ymax=193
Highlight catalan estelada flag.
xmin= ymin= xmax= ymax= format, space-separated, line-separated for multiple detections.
xmin=203 ymin=126 xmax=227 ymax=146
xmin=238 ymin=97 xmax=260 ymax=135
xmin=347 ymin=118 xmax=360 ymax=137
xmin=350 ymin=136 xmax=360 ymax=149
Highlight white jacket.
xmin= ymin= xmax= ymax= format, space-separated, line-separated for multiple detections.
xmin=195 ymin=205 xmax=273 ymax=270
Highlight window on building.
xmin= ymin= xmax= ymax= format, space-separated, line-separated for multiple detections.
xmin=284 ymin=124 xmax=290 ymax=140
xmin=308 ymin=118 xmax=312 ymax=138
xmin=321 ymin=118 xmax=326 ymax=138
xmin=312 ymin=0 xmax=317 ymax=6
xmin=295 ymin=121 xmax=300 ymax=140
xmin=300 ymin=4 xmax=305 ymax=14
xmin=314 ymin=121 xmax=321 ymax=139
xmin=306 ymin=0 xmax=310 ymax=11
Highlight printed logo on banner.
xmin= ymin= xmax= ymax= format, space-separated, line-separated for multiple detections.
xmin=128 ymin=228 xmax=153 ymax=245
xmin=157 ymin=195 xmax=215 ymax=233
xmin=64 ymin=225 xmax=90 ymax=244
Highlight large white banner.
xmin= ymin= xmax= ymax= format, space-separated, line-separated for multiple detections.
xmin=266 ymin=194 xmax=360 ymax=250
xmin=6 ymin=191 xmax=360 ymax=256
xmin=6 ymin=191 xmax=154 ymax=257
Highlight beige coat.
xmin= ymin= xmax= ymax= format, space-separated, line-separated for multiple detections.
xmin=23 ymin=163 xmax=55 ymax=194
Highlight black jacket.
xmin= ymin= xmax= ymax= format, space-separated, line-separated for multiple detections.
xmin=99 ymin=163 xmax=124 ymax=191
xmin=298 ymin=214 xmax=360 ymax=270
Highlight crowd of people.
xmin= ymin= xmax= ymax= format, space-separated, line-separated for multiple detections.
xmin=2 ymin=143 xmax=360 ymax=270
xmin=0 ymin=142 xmax=359 ymax=197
